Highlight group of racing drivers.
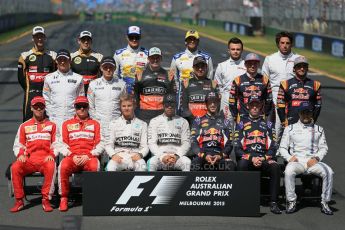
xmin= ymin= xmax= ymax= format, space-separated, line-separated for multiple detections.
xmin=11 ymin=25 xmax=333 ymax=215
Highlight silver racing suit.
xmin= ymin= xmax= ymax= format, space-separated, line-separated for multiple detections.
xmin=147 ymin=114 xmax=191 ymax=171
xmin=105 ymin=116 xmax=148 ymax=171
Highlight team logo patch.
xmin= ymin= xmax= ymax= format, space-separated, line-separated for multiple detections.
xmin=68 ymin=79 xmax=77 ymax=83
xmin=84 ymin=124 xmax=94 ymax=131
xmin=67 ymin=123 xmax=80 ymax=131
xmin=74 ymin=57 xmax=82 ymax=65
xmin=42 ymin=125 xmax=52 ymax=132
xmin=29 ymin=55 xmax=36 ymax=62
xmin=25 ymin=125 xmax=37 ymax=133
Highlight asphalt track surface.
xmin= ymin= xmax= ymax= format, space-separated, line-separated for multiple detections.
xmin=0 ymin=20 xmax=345 ymax=230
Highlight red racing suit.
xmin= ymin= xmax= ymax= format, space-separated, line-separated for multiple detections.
xmin=58 ymin=116 xmax=102 ymax=197
xmin=11 ymin=118 xmax=58 ymax=200
xmin=18 ymin=47 xmax=56 ymax=121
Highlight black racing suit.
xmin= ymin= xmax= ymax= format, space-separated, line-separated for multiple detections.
xmin=71 ymin=49 xmax=103 ymax=93
xmin=234 ymin=115 xmax=280 ymax=202
xmin=229 ymin=73 xmax=274 ymax=123
xmin=18 ymin=47 xmax=56 ymax=121
xmin=191 ymin=113 xmax=235 ymax=171
xmin=277 ymin=76 xmax=322 ymax=126
xmin=180 ymin=74 xmax=218 ymax=124
xmin=134 ymin=66 xmax=175 ymax=124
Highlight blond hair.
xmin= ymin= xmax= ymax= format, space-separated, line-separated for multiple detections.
xmin=119 ymin=94 xmax=136 ymax=106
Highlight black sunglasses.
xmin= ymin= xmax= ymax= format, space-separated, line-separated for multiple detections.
xmin=128 ymin=35 xmax=141 ymax=41
xmin=32 ymin=104 xmax=45 ymax=110
xmin=75 ymin=104 xmax=89 ymax=110
xmin=295 ymin=63 xmax=308 ymax=69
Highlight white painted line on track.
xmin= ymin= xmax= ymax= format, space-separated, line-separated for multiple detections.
xmin=0 ymin=67 xmax=17 ymax=71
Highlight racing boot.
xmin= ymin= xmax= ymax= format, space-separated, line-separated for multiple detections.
xmin=10 ymin=199 xmax=24 ymax=212
xmin=321 ymin=202 xmax=333 ymax=215
xmin=270 ymin=201 xmax=282 ymax=214
xmin=59 ymin=197 xmax=68 ymax=212
xmin=42 ymin=199 xmax=53 ymax=212
xmin=286 ymin=200 xmax=297 ymax=214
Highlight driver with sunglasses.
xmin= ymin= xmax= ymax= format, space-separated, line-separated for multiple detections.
xmin=58 ymin=96 xmax=102 ymax=212
xmin=113 ymin=26 xmax=148 ymax=94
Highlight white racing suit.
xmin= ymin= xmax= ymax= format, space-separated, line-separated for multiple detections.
xmin=169 ymin=49 xmax=213 ymax=110
xmin=43 ymin=70 xmax=84 ymax=129
xmin=214 ymin=57 xmax=246 ymax=121
xmin=147 ymin=114 xmax=191 ymax=171
xmin=105 ymin=116 xmax=149 ymax=171
xmin=113 ymin=45 xmax=148 ymax=94
xmin=87 ymin=76 xmax=127 ymax=151
xmin=261 ymin=51 xmax=300 ymax=135
xmin=279 ymin=120 xmax=333 ymax=203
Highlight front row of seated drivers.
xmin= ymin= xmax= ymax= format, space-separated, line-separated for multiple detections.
xmin=10 ymin=93 xmax=334 ymax=215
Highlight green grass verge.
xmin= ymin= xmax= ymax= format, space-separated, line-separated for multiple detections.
xmin=140 ymin=18 xmax=345 ymax=80
xmin=0 ymin=21 xmax=63 ymax=45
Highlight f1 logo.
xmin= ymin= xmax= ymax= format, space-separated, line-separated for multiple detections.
xmin=116 ymin=175 xmax=186 ymax=205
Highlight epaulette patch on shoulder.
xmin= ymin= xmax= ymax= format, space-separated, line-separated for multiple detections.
xmin=211 ymin=80 xmax=218 ymax=88
xmin=314 ymin=80 xmax=321 ymax=91
xmin=281 ymin=80 xmax=289 ymax=91
xmin=49 ymin=50 xmax=57 ymax=59
xmin=22 ymin=50 xmax=33 ymax=59
xmin=136 ymin=72 xmax=143 ymax=82
xmin=183 ymin=78 xmax=189 ymax=88
xmin=91 ymin=52 xmax=103 ymax=62
xmin=198 ymin=51 xmax=210 ymax=59
xmin=234 ymin=76 xmax=241 ymax=86
xmin=262 ymin=75 xmax=269 ymax=85
xmin=168 ymin=69 xmax=175 ymax=81
xmin=70 ymin=51 xmax=79 ymax=59
xmin=173 ymin=51 xmax=184 ymax=60
xmin=115 ymin=47 xmax=126 ymax=55
xmin=140 ymin=47 xmax=148 ymax=54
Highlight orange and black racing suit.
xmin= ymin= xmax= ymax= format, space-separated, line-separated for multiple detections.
xmin=134 ymin=66 xmax=175 ymax=124
xmin=180 ymin=74 xmax=218 ymax=124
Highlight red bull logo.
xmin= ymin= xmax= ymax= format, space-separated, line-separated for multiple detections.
xmin=247 ymin=130 xmax=264 ymax=138
xmin=204 ymin=128 xmax=220 ymax=135
xmin=245 ymin=85 xmax=260 ymax=91
xmin=293 ymin=88 xmax=308 ymax=94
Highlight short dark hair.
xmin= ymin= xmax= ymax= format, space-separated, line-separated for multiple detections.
xmin=228 ymin=37 xmax=243 ymax=48
xmin=275 ymin=31 xmax=293 ymax=46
